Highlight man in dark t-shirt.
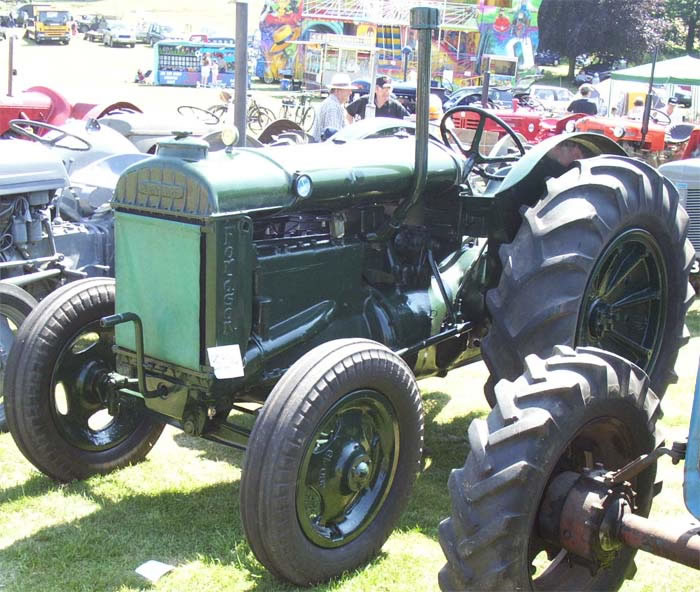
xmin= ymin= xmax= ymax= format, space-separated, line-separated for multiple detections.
xmin=566 ymin=84 xmax=597 ymax=115
xmin=346 ymin=75 xmax=410 ymax=120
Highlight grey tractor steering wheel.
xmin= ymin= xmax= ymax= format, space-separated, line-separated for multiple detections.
xmin=9 ymin=119 xmax=92 ymax=151
xmin=440 ymin=105 xmax=525 ymax=181
xmin=177 ymin=105 xmax=220 ymax=125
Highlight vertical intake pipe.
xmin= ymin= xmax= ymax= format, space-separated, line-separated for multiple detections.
xmin=377 ymin=6 xmax=440 ymax=238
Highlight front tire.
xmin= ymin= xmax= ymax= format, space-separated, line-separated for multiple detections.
xmin=439 ymin=346 xmax=660 ymax=591
xmin=0 ymin=284 xmax=37 ymax=432
xmin=240 ymin=339 xmax=424 ymax=585
xmin=5 ymin=278 xmax=164 ymax=482
xmin=482 ymin=155 xmax=694 ymax=405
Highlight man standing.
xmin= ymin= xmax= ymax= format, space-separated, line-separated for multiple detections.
xmin=347 ymin=75 xmax=410 ymax=120
xmin=311 ymin=73 xmax=355 ymax=142
xmin=566 ymin=84 xmax=597 ymax=115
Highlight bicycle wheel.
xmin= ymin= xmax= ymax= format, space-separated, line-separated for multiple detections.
xmin=258 ymin=107 xmax=275 ymax=128
xmin=299 ymin=106 xmax=315 ymax=132
xmin=247 ymin=106 xmax=266 ymax=133
xmin=207 ymin=104 xmax=228 ymax=119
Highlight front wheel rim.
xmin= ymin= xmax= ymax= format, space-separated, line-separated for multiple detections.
xmin=50 ymin=321 xmax=142 ymax=451
xmin=296 ymin=389 xmax=399 ymax=548
xmin=576 ymin=229 xmax=667 ymax=374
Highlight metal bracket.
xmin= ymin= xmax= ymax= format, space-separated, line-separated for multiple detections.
xmin=100 ymin=312 xmax=168 ymax=399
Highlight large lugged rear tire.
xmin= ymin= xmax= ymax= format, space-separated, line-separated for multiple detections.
xmin=0 ymin=284 xmax=37 ymax=432
xmin=240 ymin=339 xmax=424 ymax=586
xmin=5 ymin=278 xmax=164 ymax=482
xmin=439 ymin=346 xmax=660 ymax=591
xmin=482 ymin=155 xmax=694 ymax=405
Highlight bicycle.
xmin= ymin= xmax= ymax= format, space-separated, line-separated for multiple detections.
xmin=279 ymin=93 xmax=316 ymax=132
xmin=207 ymin=91 xmax=275 ymax=134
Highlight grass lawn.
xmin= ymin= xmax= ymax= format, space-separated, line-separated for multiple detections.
xmin=1 ymin=307 xmax=699 ymax=591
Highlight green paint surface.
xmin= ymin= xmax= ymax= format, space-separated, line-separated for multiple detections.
xmin=115 ymin=212 xmax=201 ymax=370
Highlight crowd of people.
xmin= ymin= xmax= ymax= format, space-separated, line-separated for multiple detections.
xmin=312 ymin=73 xmax=412 ymax=142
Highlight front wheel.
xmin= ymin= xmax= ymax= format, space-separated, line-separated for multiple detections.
xmin=4 ymin=278 xmax=164 ymax=482
xmin=240 ymin=339 xmax=424 ymax=585
xmin=0 ymin=284 xmax=37 ymax=432
xmin=482 ymin=155 xmax=694 ymax=405
xmin=439 ymin=346 xmax=660 ymax=591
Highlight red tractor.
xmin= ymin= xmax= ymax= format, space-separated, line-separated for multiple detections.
xmin=0 ymin=86 xmax=142 ymax=136
xmin=574 ymin=113 xmax=698 ymax=165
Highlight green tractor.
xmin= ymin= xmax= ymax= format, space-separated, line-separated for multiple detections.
xmin=4 ymin=7 xmax=694 ymax=587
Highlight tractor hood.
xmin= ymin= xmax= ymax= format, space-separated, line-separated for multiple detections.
xmin=0 ymin=140 xmax=69 ymax=196
xmin=112 ymin=137 xmax=461 ymax=220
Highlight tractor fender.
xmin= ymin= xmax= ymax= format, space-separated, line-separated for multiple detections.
xmin=24 ymin=86 xmax=72 ymax=126
xmin=484 ymin=132 xmax=627 ymax=286
xmin=72 ymin=101 xmax=143 ymax=121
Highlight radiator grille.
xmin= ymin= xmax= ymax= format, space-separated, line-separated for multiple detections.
xmin=685 ymin=187 xmax=700 ymax=253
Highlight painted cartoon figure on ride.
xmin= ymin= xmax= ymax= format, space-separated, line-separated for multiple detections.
xmin=259 ymin=0 xmax=302 ymax=82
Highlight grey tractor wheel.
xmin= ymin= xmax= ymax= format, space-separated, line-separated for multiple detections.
xmin=4 ymin=278 xmax=164 ymax=482
xmin=481 ymin=155 xmax=694 ymax=406
xmin=439 ymin=346 xmax=660 ymax=591
xmin=0 ymin=284 xmax=38 ymax=432
xmin=240 ymin=338 xmax=424 ymax=586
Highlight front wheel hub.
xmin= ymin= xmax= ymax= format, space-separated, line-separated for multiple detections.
xmin=345 ymin=453 xmax=372 ymax=492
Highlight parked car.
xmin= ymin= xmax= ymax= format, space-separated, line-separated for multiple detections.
xmin=142 ymin=22 xmax=185 ymax=46
xmin=528 ymin=84 xmax=574 ymax=112
xmin=675 ymin=86 xmax=692 ymax=108
xmin=443 ymin=85 xmax=528 ymax=110
xmin=102 ymin=22 xmax=137 ymax=47
xmin=574 ymin=59 xmax=626 ymax=85
xmin=534 ymin=49 xmax=560 ymax=66
xmin=84 ymin=19 xmax=112 ymax=42
xmin=350 ymin=77 xmax=449 ymax=113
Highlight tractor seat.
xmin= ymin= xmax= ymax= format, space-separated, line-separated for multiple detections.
xmin=666 ymin=123 xmax=694 ymax=144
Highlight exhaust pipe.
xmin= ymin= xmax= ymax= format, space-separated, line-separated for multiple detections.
xmin=372 ymin=6 xmax=439 ymax=239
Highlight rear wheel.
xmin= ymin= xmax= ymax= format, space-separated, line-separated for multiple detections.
xmin=482 ymin=155 xmax=694 ymax=406
xmin=439 ymin=346 xmax=660 ymax=591
xmin=4 ymin=278 xmax=164 ymax=482
xmin=240 ymin=339 xmax=424 ymax=585
xmin=0 ymin=285 xmax=37 ymax=432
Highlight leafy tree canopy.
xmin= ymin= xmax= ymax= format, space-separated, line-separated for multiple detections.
xmin=538 ymin=0 xmax=667 ymax=78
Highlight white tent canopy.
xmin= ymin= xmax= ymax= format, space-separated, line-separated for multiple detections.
xmin=610 ymin=55 xmax=700 ymax=122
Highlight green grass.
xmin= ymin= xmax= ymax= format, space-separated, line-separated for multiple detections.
xmin=1 ymin=319 xmax=699 ymax=591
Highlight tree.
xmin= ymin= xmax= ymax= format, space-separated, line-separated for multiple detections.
xmin=664 ymin=0 xmax=700 ymax=54
xmin=538 ymin=0 xmax=667 ymax=80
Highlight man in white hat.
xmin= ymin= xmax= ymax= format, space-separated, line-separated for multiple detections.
xmin=312 ymin=73 xmax=355 ymax=142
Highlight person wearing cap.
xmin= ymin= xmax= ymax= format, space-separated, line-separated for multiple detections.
xmin=346 ymin=75 xmax=410 ymax=121
xmin=311 ymin=72 xmax=355 ymax=142
xmin=567 ymin=84 xmax=597 ymax=115
xmin=664 ymin=97 xmax=684 ymax=124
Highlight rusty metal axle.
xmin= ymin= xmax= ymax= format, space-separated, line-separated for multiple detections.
xmin=618 ymin=512 xmax=700 ymax=570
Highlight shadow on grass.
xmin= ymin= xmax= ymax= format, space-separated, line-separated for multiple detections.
xmin=0 ymin=387 xmax=487 ymax=592
xmin=0 ymin=473 xmax=62 ymax=504
xmin=0 ymin=477 xmax=293 ymax=592
xmin=397 ymin=389 xmax=487 ymax=541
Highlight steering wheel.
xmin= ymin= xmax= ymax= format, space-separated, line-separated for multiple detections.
xmin=516 ymin=93 xmax=546 ymax=111
xmin=461 ymin=93 xmax=496 ymax=109
xmin=177 ymin=105 xmax=220 ymax=125
xmin=649 ymin=108 xmax=671 ymax=126
xmin=9 ymin=119 xmax=92 ymax=151
xmin=440 ymin=106 xmax=526 ymax=181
